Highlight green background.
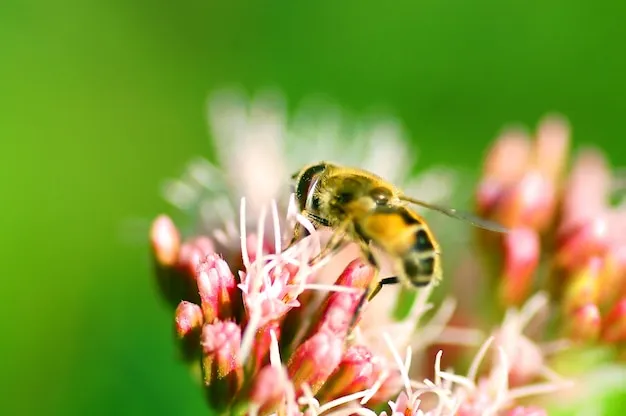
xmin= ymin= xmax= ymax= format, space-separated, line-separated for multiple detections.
xmin=2 ymin=0 xmax=625 ymax=414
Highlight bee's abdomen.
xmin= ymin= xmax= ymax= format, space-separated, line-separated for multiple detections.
xmin=414 ymin=228 xmax=434 ymax=252
xmin=402 ymin=250 xmax=438 ymax=287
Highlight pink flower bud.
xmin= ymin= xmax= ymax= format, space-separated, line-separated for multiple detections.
xmin=492 ymin=171 xmax=555 ymax=230
xmin=476 ymin=178 xmax=506 ymax=217
xmin=560 ymin=149 xmax=610 ymax=232
xmin=316 ymin=344 xmax=384 ymax=403
xmin=476 ymin=130 xmax=531 ymax=217
xmin=196 ymin=254 xmax=237 ymax=322
xmin=533 ymin=115 xmax=570 ymax=183
xmin=482 ymin=129 xmax=532 ymax=186
xmin=556 ymin=219 xmax=609 ymax=271
xmin=566 ymin=303 xmax=601 ymax=342
xmin=477 ymin=118 xmax=568 ymax=233
xmin=175 ymin=301 xmax=203 ymax=338
xmin=177 ymin=243 xmax=205 ymax=277
xmin=175 ymin=301 xmax=204 ymax=362
xmin=249 ymin=365 xmax=291 ymax=416
xmin=150 ymin=216 xmax=199 ymax=306
xmin=305 ymin=259 xmax=375 ymax=339
xmin=201 ymin=321 xmax=243 ymax=408
xmin=601 ymin=298 xmax=626 ymax=343
xmin=193 ymin=236 xmax=215 ymax=257
xmin=150 ymin=215 xmax=181 ymax=267
xmin=250 ymin=320 xmax=281 ymax=373
xmin=597 ymin=247 xmax=626 ymax=308
xmin=499 ymin=228 xmax=540 ymax=307
xmin=287 ymin=330 xmax=344 ymax=395
xmin=174 ymin=237 xmax=215 ymax=277
xmin=561 ymin=258 xmax=601 ymax=315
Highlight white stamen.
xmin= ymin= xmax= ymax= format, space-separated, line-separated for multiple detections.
xmin=290 ymin=242 xmax=316 ymax=292
xmin=317 ymin=390 xmax=371 ymax=414
xmin=269 ymin=328 xmax=282 ymax=369
xmin=284 ymin=193 xmax=299 ymax=240
xmin=517 ymin=291 xmax=549 ymax=331
xmin=383 ymin=332 xmax=412 ymax=396
xmin=287 ymin=193 xmax=299 ymax=219
xmin=255 ymin=204 xmax=268 ymax=286
xmin=413 ymin=297 xmax=457 ymax=349
xmin=299 ymin=383 xmax=319 ymax=415
xmin=410 ymin=397 xmax=423 ymax=414
xmin=296 ymin=213 xmax=319 ymax=242
xmin=360 ymin=369 xmax=389 ymax=405
xmin=271 ymin=199 xmax=282 ymax=254
xmin=507 ymin=380 xmax=574 ymax=402
xmin=434 ymin=350 xmax=443 ymax=386
xmin=441 ymin=366 xmax=455 ymax=390
xmin=238 ymin=307 xmax=261 ymax=364
xmin=467 ymin=335 xmax=495 ymax=385
xmin=435 ymin=372 xmax=475 ymax=391
xmin=489 ymin=346 xmax=510 ymax=413
xmin=411 ymin=381 xmax=454 ymax=413
xmin=410 ymin=380 xmax=429 ymax=389
xmin=410 ymin=283 xmax=435 ymax=327
xmin=239 ymin=197 xmax=250 ymax=269
xmin=261 ymin=266 xmax=273 ymax=295
xmin=260 ymin=254 xmax=303 ymax=275
xmin=404 ymin=345 xmax=413 ymax=381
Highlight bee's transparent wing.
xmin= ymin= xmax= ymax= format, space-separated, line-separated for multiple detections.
xmin=400 ymin=195 xmax=509 ymax=233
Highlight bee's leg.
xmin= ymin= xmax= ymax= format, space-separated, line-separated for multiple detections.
xmin=284 ymin=209 xmax=321 ymax=251
xmin=368 ymin=276 xmax=399 ymax=300
xmin=284 ymin=221 xmax=309 ymax=251
xmin=347 ymin=244 xmax=382 ymax=335
xmin=309 ymin=220 xmax=350 ymax=266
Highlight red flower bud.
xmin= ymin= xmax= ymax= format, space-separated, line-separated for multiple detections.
xmin=499 ymin=228 xmax=540 ymax=307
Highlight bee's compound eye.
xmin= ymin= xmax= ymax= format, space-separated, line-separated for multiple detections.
xmin=369 ymin=187 xmax=393 ymax=205
xmin=336 ymin=191 xmax=355 ymax=204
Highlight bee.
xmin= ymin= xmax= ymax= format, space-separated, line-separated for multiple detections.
xmin=289 ymin=161 xmax=507 ymax=327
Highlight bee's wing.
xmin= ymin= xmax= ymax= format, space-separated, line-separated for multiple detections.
xmin=399 ymin=195 xmax=509 ymax=233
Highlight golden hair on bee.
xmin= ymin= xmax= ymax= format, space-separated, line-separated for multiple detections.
xmin=289 ymin=161 xmax=507 ymax=331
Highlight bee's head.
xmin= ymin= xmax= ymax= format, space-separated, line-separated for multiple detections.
xmin=292 ymin=162 xmax=329 ymax=211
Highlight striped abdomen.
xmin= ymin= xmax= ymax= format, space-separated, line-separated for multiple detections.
xmin=356 ymin=205 xmax=441 ymax=287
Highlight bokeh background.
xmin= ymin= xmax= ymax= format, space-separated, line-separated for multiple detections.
xmin=2 ymin=0 xmax=626 ymax=414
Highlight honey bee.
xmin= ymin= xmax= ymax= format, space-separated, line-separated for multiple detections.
xmin=289 ymin=161 xmax=507 ymax=327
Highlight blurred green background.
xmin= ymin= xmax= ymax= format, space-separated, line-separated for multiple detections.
xmin=2 ymin=0 xmax=626 ymax=414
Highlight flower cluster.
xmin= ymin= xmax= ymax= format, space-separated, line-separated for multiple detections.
xmin=148 ymin=90 xmax=626 ymax=415
xmin=474 ymin=117 xmax=626 ymax=347
xmin=153 ymin=199 xmax=405 ymax=414
xmin=151 ymin=200 xmax=569 ymax=415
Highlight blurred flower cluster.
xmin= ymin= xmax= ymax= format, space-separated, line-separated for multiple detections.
xmin=150 ymin=89 xmax=625 ymax=415
xmin=475 ymin=117 xmax=626 ymax=347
